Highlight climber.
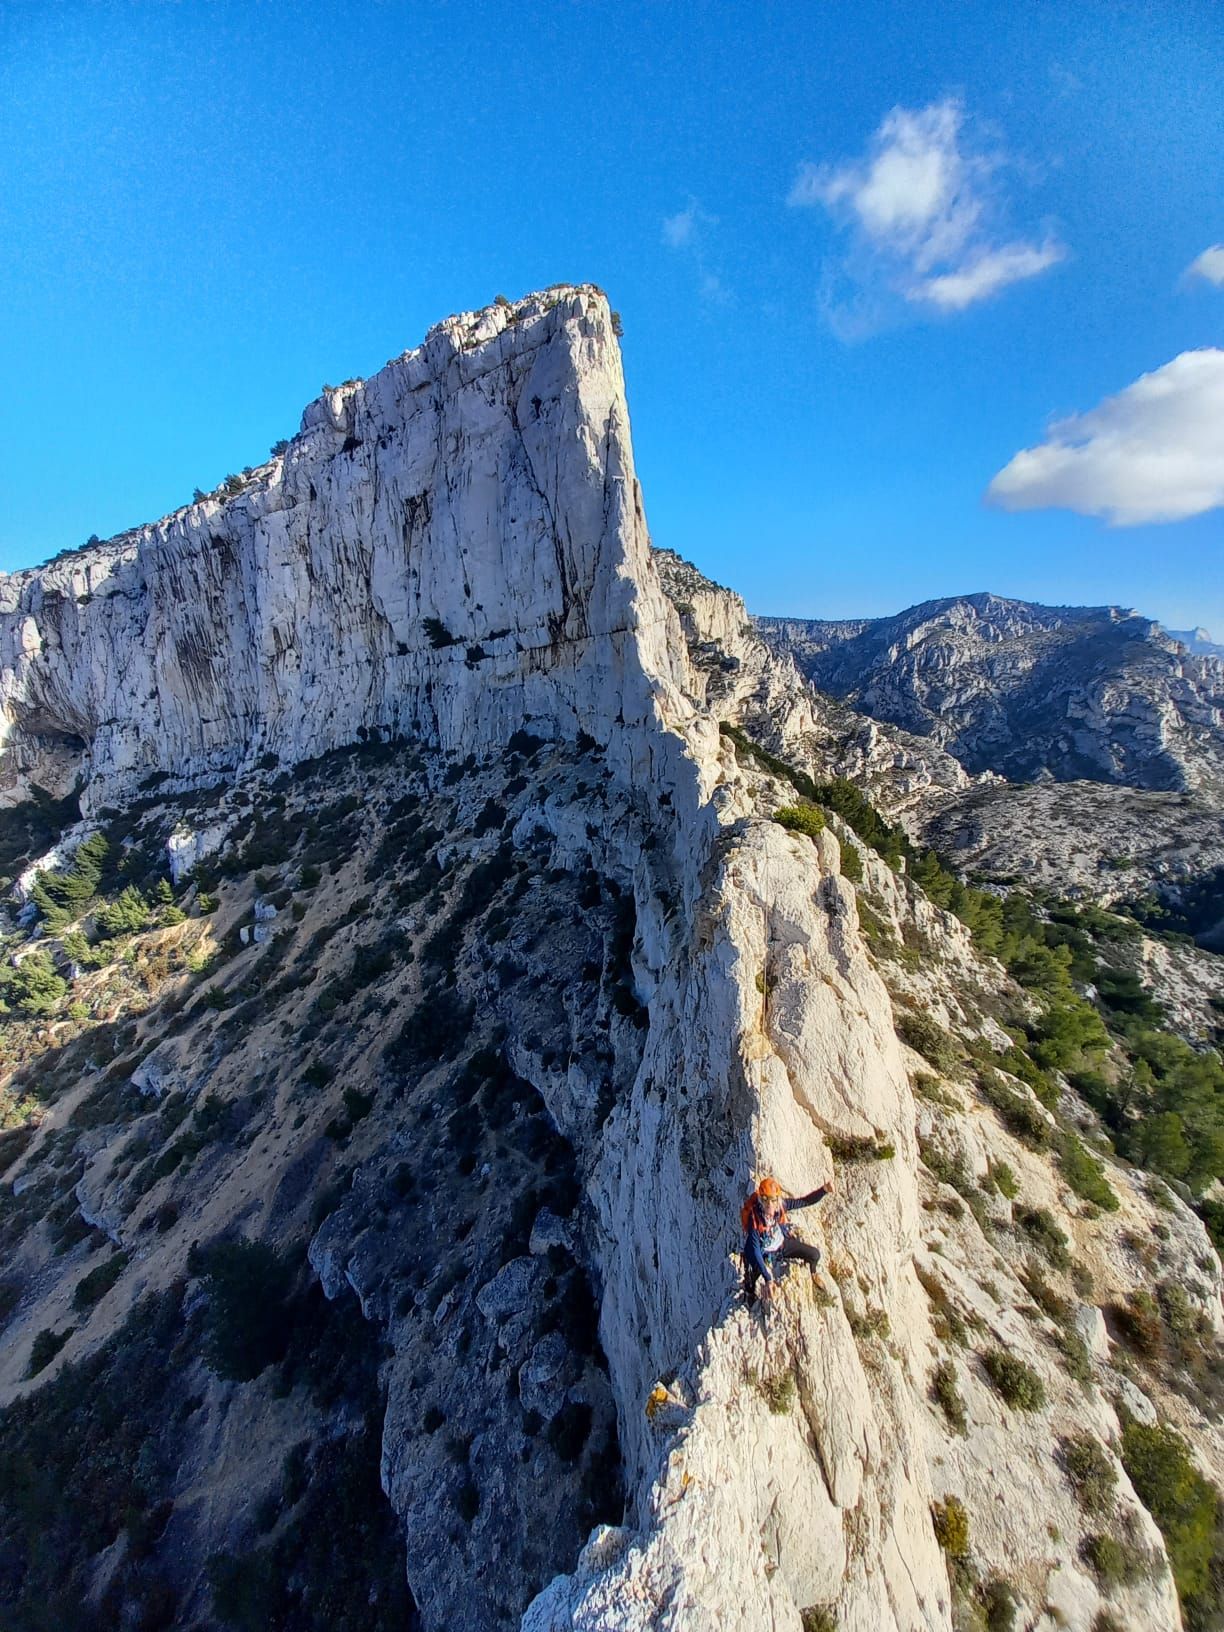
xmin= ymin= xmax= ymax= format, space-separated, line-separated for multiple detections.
xmin=741 ymin=1174 xmax=831 ymax=1304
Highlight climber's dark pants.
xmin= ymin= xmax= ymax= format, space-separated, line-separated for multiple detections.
xmin=742 ymin=1235 xmax=822 ymax=1301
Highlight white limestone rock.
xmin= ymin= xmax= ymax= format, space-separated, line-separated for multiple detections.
xmin=0 ymin=286 xmax=695 ymax=823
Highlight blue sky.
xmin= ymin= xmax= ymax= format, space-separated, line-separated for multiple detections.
xmin=2 ymin=1 xmax=1222 ymax=630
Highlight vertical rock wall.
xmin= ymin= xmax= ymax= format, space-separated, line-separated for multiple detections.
xmin=0 ymin=286 xmax=698 ymax=814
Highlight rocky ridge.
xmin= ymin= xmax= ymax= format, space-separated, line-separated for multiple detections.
xmin=0 ymin=293 xmax=1219 ymax=1632
xmin=654 ymin=549 xmax=972 ymax=815
xmin=912 ymin=780 xmax=1224 ymax=939
xmin=760 ymin=594 xmax=1224 ymax=795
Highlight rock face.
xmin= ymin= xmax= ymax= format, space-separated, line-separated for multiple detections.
xmin=0 ymin=294 xmax=1220 ymax=1632
xmin=654 ymin=549 xmax=971 ymax=816
xmin=761 ymin=594 xmax=1224 ymax=794
xmin=0 ymin=286 xmax=695 ymax=815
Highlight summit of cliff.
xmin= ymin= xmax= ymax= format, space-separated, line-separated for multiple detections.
xmin=0 ymin=284 xmax=697 ymax=819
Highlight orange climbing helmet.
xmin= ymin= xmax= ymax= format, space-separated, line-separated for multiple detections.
xmin=742 ymin=1175 xmax=788 ymax=1235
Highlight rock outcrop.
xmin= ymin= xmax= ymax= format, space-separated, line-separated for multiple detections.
xmin=912 ymin=778 xmax=1224 ymax=921
xmin=654 ymin=549 xmax=971 ymax=816
xmin=0 ymin=286 xmax=699 ymax=817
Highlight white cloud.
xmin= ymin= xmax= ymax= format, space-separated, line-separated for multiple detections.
xmin=661 ymin=198 xmax=729 ymax=302
xmin=915 ymin=239 xmax=1065 ymax=310
xmin=1185 ymin=244 xmax=1224 ymax=287
xmin=1049 ymin=62 xmax=1083 ymax=97
xmin=789 ymin=97 xmax=1063 ymax=326
xmin=662 ymin=203 xmax=700 ymax=248
xmin=986 ymin=349 xmax=1224 ymax=525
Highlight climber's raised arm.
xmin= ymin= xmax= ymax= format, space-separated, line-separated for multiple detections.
xmin=785 ymin=1182 xmax=832 ymax=1211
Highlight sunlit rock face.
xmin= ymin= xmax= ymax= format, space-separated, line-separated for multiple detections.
xmin=0 ymin=286 xmax=697 ymax=814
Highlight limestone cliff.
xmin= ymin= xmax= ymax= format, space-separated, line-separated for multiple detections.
xmin=0 ymin=286 xmax=699 ymax=817
xmin=0 ymin=293 xmax=1220 ymax=1632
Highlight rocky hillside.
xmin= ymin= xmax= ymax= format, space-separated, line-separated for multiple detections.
xmin=760 ymin=595 xmax=1224 ymax=794
xmin=1 ymin=291 xmax=1222 ymax=1632
xmin=912 ymin=781 xmax=1224 ymax=950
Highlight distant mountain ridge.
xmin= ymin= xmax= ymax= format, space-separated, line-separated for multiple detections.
xmin=1167 ymin=626 xmax=1224 ymax=659
xmin=759 ymin=592 xmax=1224 ymax=793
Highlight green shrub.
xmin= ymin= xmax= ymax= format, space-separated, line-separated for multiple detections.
xmin=1018 ymin=1260 xmax=1069 ymax=1322
xmin=1109 ymin=1289 xmax=1164 ymax=1358
xmin=94 ymin=884 xmax=152 ymax=939
xmin=828 ymin=1134 xmax=894 ymax=1162
xmin=815 ymin=777 xmax=908 ymax=868
xmin=60 ymin=930 xmax=111 ymax=970
xmin=897 ymin=1013 xmax=960 ymax=1074
xmin=774 ymin=804 xmax=825 ymax=840
xmin=1 ymin=952 xmax=68 ymax=1016
xmin=1079 ymin=1531 xmax=1142 ymax=1589
xmin=0 ymin=1277 xmax=23 ymax=1327
xmin=1071 ymin=1262 xmax=1096 ymax=1299
xmin=1016 ymin=1206 xmax=1071 ymax=1269
xmin=25 ymin=1327 xmax=72 ymax=1377
xmin=1199 ymin=1198 xmax=1224 ymax=1255
xmin=29 ymin=831 xmax=111 ymax=926
xmin=981 ymin=1349 xmax=1046 ymax=1412
xmin=978 ymin=1576 xmax=1017 ymax=1631
xmin=846 ymin=1305 xmax=890 ymax=1342
xmin=917 ymin=1264 xmax=968 ymax=1346
xmin=1054 ymin=1327 xmax=1093 ymax=1390
xmin=838 ymin=839 xmax=863 ymax=883
xmin=989 ymin=1161 xmax=1019 ymax=1199
xmin=71 ymin=1251 xmax=129 ymax=1313
xmin=1148 ymin=1178 xmax=1177 ymax=1212
xmin=757 ymin=1370 xmax=796 ymax=1415
xmin=977 ymin=1070 xmax=1051 ymax=1148
xmin=800 ymin=1610 xmax=836 ymax=1632
xmin=919 ymin=1138 xmax=971 ymax=1192
xmin=422 ymin=617 xmax=457 ymax=650
xmin=931 ymin=1360 xmax=967 ymax=1433
xmin=931 ymin=1495 xmax=970 ymax=1557
xmin=1058 ymin=1133 xmax=1120 ymax=1211
xmin=1121 ymin=1417 xmax=1221 ymax=1619
xmin=1058 ymin=1434 xmax=1116 ymax=1514
xmin=913 ymin=1072 xmax=958 ymax=1109
xmin=189 ymin=1239 xmax=293 ymax=1381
